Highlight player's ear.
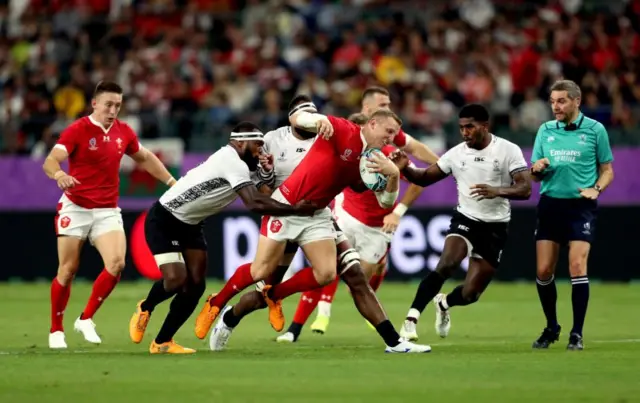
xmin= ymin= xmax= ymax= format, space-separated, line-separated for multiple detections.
xmin=91 ymin=98 xmax=97 ymax=109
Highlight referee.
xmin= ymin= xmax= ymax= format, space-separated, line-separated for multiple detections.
xmin=530 ymin=80 xmax=614 ymax=351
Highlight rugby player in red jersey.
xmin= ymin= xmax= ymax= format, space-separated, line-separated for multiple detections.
xmin=43 ymin=81 xmax=176 ymax=349
xmin=196 ymin=109 xmax=431 ymax=353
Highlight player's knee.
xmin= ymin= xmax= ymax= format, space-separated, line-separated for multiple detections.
xmin=104 ymin=256 xmax=125 ymax=275
xmin=249 ymin=261 xmax=272 ymax=282
xmin=57 ymin=261 xmax=79 ymax=285
xmin=435 ymin=259 xmax=457 ymax=278
xmin=314 ymin=268 xmax=336 ymax=286
xmin=163 ymin=266 xmax=188 ymax=291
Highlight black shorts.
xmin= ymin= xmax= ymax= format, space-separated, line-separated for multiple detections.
xmin=145 ymin=201 xmax=207 ymax=256
xmin=535 ymin=195 xmax=597 ymax=245
xmin=447 ymin=211 xmax=509 ymax=268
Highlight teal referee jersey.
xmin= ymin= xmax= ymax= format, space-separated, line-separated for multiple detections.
xmin=531 ymin=113 xmax=614 ymax=199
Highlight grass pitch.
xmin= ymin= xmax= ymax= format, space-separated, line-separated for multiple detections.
xmin=0 ymin=281 xmax=638 ymax=403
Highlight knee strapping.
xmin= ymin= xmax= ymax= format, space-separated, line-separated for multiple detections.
xmin=338 ymin=248 xmax=360 ymax=275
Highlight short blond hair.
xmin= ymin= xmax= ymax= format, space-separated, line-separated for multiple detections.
xmin=550 ymin=80 xmax=581 ymax=100
xmin=348 ymin=113 xmax=369 ymax=125
xmin=369 ymin=109 xmax=402 ymax=126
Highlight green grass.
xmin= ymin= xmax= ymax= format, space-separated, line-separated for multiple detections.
xmin=0 ymin=281 xmax=639 ymax=403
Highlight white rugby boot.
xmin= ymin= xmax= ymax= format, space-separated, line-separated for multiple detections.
xmin=74 ymin=317 xmax=102 ymax=344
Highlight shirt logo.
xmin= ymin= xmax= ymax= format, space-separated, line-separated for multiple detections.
xmin=547 ymin=136 xmax=555 ymax=142
xmin=89 ymin=138 xmax=98 ymax=151
xmin=474 ymin=157 xmax=485 ymax=162
xmin=116 ymin=138 xmax=123 ymax=149
xmin=103 ymin=135 xmax=110 ymax=142
xmin=340 ymin=149 xmax=353 ymax=162
xmin=277 ymin=150 xmax=287 ymax=161
xmin=578 ymin=134 xmax=587 ymax=145
xmin=493 ymin=158 xmax=500 ymax=172
xmin=296 ymin=148 xmax=306 ymax=153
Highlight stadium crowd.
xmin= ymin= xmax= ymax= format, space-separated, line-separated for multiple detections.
xmin=0 ymin=0 xmax=639 ymax=155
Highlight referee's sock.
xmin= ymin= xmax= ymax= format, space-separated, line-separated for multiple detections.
xmin=536 ymin=275 xmax=558 ymax=329
xmin=570 ymin=276 xmax=589 ymax=336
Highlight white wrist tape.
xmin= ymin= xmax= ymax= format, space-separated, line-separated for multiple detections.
xmin=295 ymin=111 xmax=328 ymax=131
xmin=379 ymin=189 xmax=399 ymax=207
xmin=393 ymin=203 xmax=408 ymax=216
xmin=166 ymin=177 xmax=177 ymax=186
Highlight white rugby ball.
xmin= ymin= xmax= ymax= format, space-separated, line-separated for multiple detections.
xmin=359 ymin=148 xmax=388 ymax=192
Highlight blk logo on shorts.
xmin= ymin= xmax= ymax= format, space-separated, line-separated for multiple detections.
xmin=60 ymin=216 xmax=71 ymax=228
xmin=270 ymin=219 xmax=283 ymax=233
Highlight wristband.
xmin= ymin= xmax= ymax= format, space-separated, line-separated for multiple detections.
xmin=53 ymin=171 xmax=66 ymax=180
xmin=393 ymin=203 xmax=408 ymax=216
xmin=166 ymin=177 xmax=177 ymax=186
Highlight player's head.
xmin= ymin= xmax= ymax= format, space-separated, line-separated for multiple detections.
xmin=362 ymin=109 xmax=402 ymax=149
xmin=230 ymin=121 xmax=264 ymax=171
xmin=348 ymin=113 xmax=369 ymax=126
xmin=549 ymin=80 xmax=581 ymax=123
xmin=91 ymin=81 xmax=123 ymax=127
xmin=361 ymin=86 xmax=391 ymax=116
xmin=288 ymin=94 xmax=318 ymax=139
xmin=458 ymin=104 xmax=490 ymax=149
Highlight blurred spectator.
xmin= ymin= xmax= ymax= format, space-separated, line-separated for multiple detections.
xmin=0 ymin=0 xmax=639 ymax=154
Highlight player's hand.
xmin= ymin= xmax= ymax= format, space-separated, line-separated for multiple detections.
xmin=56 ymin=174 xmax=80 ymax=190
xmin=532 ymin=158 xmax=550 ymax=173
xmin=578 ymin=187 xmax=600 ymax=200
xmin=388 ymin=150 xmax=410 ymax=170
xmin=293 ymin=200 xmax=319 ymax=216
xmin=259 ymin=153 xmax=274 ymax=171
xmin=366 ymin=151 xmax=400 ymax=177
xmin=316 ymin=119 xmax=334 ymax=140
xmin=382 ymin=212 xmax=400 ymax=233
xmin=470 ymin=184 xmax=500 ymax=201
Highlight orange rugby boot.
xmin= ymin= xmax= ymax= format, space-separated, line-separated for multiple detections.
xmin=149 ymin=340 xmax=196 ymax=354
xmin=129 ymin=300 xmax=150 ymax=344
xmin=194 ymin=293 xmax=220 ymax=339
xmin=262 ymin=285 xmax=285 ymax=332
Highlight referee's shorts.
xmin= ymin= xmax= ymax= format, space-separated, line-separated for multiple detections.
xmin=535 ymin=195 xmax=598 ymax=245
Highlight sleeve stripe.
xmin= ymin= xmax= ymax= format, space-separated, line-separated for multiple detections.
xmin=510 ymin=166 xmax=529 ymax=175
xmin=53 ymin=144 xmax=68 ymax=154
xmin=233 ymin=181 xmax=254 ymax=192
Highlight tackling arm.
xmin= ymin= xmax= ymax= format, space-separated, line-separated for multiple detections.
xmin=375 ymin=172 xmax=400 ymax=208
xmin=401 ymin=134 xmax=439 ymax=165
xmin=130 ymin=147 xmax=177 ymax=186
xmin=401 ymin=164 xmax=449 ymax=187
xmin=236 ymin=185 xmax=314 ymax=216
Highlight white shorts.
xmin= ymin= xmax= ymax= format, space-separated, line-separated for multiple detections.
xmin=260 ymin=189 xmax=336 ymax=245
xmin=333 ymin=202 xmax=392 ymax=264
xmin=55 ymin=194 xmax=124 ymax=244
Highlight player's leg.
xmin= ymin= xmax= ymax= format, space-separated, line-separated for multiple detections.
xmin=149 ymin=248 xmax=206 ymax=354
xmin=76 ymin=226 xmax=125 ymax=344
xmin=399 ymin=235 xmax=467 ymax=341
xmin=565 ymin=200 xmax=597 ymax=350
xmin=337 ymin=235 xmax=430 ymax=353
xmin=195 ymin=233 xmax=286 ymax=339
xmin=532 ymin=196 xmax=565 ymax=348
xmin=49 ymin=236 xmax=85 ymax=349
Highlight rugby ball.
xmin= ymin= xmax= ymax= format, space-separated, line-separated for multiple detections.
xmin=359 ymin=148 xmax=388 ymax=192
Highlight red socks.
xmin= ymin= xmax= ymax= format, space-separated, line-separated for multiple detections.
xmin=270 ymin=267 xmax=322 ymax=301
xmin=292 ymin=288 xmax=322 ymax=324
xmin=210 ymin=263 xmax=255 ymax=308
xmin=81 ymin=269 xmax=120 ymax=320
xmin=319 ymin=276 xmax=340 ymax=303
xmin=50 ymin=278 xmax=72 ymax=333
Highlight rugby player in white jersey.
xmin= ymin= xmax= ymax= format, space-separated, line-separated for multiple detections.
xmin=127 ymin=122 xmax=316 ymax=353
xmin=369 ymin=104 xmax=532 ymax=342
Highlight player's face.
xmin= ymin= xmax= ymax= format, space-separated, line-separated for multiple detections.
xmin=365 ymin=117 xmax=400 ymax=149
xmin=242 ymin=140 xmax=263 ymax=171
xmin=362 ymin=94 xmax=391 ymax=116
xmin=459 ymin=118 xmax=487 ymax=148
xmin=549 ymin=90 xmax=580 ymax=122
xmin=92 ymin=92 xmax=123 ymax=127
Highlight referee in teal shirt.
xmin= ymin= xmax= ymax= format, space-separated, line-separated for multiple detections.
xmin=530 ymin=80 xmax=614 ymax=351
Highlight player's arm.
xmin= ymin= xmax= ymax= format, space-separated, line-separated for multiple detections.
xmin=530 ymin=124 xmax=550 ymax=183
xmin=289 ymin=110 xmax=334 ymax=139
xmin=236 ymin=185 xmax=316 ymax=216
xmin=130 ymin=147 xmax=177 ymax=187
xmin=401 ymin=164 xmax=449 ymax=187
xmin=472 ymin=145 xmax=532 ymax=200
xmin=367 ymin=151 xmax=401 ymax=208
xmin=398 ymin=132 xmax=439 ymax=165
xmin=392 ymin=183 xmax=424 ymax=217
xmin=43 ymin=127 xmax=80 ymax=190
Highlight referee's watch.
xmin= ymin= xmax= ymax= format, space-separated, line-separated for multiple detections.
xmin=594 ymin=184 xmax=603 ymax=193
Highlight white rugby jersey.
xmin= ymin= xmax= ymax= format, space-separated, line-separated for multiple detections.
xmin=437 ymin=134 xmax=528 ymax=223
xmin=160 ymin=146 xmax=256 ymax=225
xmin=263 ymin=126 xmax=316 ymax=186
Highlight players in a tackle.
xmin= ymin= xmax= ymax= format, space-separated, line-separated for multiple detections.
xmin=43 ymin=81 xmax=176 ymax=349
xmin=127 ymin=122 xmax=317 ymax=353
xmin=368 ymin=104 xmax=532 ymax=342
